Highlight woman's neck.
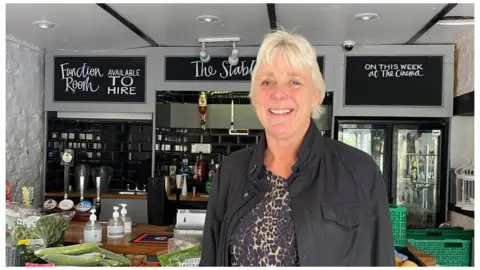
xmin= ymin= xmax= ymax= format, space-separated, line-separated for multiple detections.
xmin=264 ymin=123 xmax=310 ymax=178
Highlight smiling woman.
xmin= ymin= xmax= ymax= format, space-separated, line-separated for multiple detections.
xmin=200 ymin=30 xmax=395 ymax=267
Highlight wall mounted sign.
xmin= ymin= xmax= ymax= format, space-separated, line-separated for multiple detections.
xmin=164 ymin=56 xmax=325 ymax=81
xmin=54 ymin=56 xmax=146 ymax=102
xmin=344 ymin=56 xmax=443 ymax=106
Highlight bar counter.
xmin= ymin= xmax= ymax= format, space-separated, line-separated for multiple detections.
xmin=64 ymin=221 xmax=436 ymax=266
xmin=45 ymin=191 xmax=209 ymax=202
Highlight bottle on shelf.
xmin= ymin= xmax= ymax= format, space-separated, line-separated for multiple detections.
xmin=205 ymin=159 xmax=216 ymax=194
xmin=198 ymin=91 xmax=208 ymax=131
xmin=193 ymin=155 xmax=200 ymax=182
xmin=107 ymin=206 xmax=124 ymax=239
xmin=84 ymin=208 xmax=102 ymax=243
xmin=119 ymin=204 xmax=132 ymax=234
xmin=198 ymin=152 xmax=206 ymax=182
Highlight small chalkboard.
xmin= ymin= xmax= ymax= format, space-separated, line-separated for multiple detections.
xmin=344 ymin=56 xmax=443 ymax=106
xmin=54 ymin=56 xmax=146 ymax=102
xmin=164 ymin=56 xmax=325 ymax=81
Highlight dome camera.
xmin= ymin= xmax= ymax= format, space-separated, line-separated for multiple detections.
xmin=342 ymin=40 xmax=355 ymax=51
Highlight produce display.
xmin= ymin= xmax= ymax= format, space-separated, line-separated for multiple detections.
xmin=157 ymin=237 xmax=201 ymax=267
xmin=6 ymin=201 xmax=75 ymax=263
xmin=33 ymin=243 xmax=131 ymax=267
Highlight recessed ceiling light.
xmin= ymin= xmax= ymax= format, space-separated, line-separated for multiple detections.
xmin=354 ymin=13 xmax=379 ymax=21
xmin=196 ymin=15 xmax=219 ymax=23
xmin=33 ymin=21 xmax=57 ymax=29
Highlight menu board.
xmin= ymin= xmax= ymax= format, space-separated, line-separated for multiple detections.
xmin=164 ymin=56 xmax=325 ymax=81
xmin=344 ymin=56 xmax=443 ymax=106
xmin=54 ymin=56 xmax=146 ymax=102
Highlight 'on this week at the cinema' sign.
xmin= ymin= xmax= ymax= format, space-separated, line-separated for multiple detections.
xmin=53 ymin=56 xmax=146 ymax=102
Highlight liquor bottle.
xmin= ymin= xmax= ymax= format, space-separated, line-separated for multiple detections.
xmin=198 ymin=92 xmax=207 ymax=131
xmin=198 ymin=153 xmax=206 ymax=182
xmin=205 ymin=159 xmax=216 ymax=194
xmin=193 ymin=155 xmax=200 ymax=182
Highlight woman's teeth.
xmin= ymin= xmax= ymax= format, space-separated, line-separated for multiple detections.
xmin=269 ymin=109 xmax=292 ymax=115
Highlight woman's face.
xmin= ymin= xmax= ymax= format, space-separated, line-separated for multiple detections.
xmin=252 ymin=51 xmax=320 ymax=140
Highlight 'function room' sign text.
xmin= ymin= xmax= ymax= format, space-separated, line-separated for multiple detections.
xmin=54 ymin=56 xmax=146 ymax=102
xmin=164 ymin=56 xmax=325 ymax=81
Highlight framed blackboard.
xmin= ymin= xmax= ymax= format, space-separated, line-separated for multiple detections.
xmin=164 ymin=56 xmax=324 ymax=81
xmin=54 ymin=56 xmax=146 ymax=102
xmin=344 ymin=56 xmax=443 ymax=106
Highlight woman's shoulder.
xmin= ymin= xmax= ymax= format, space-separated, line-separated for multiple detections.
xmin=221 ymin=147 xmax=255 ymax=169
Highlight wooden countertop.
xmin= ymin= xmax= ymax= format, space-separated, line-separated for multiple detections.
xmin=406 ymin=244 xmax=436 ymax=266
xmin=167 ymin=192 xmax=209 ymax=202
xmin=65 ymin=222 xmax=436 ymax=266
xmin=46 ymin=191 xmax=209 ymax=202
xmin=64 ymin=221 xmax=171 ymax=256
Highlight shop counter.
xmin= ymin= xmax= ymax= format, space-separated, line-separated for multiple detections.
xmin=64 ymin=221 xmax=436 ymax=265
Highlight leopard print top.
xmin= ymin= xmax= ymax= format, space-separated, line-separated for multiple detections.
xmin=228 ymin=168 xmax=299 ymax=266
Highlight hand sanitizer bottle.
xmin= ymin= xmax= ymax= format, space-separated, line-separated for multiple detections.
xmin=120 ymin=203 xmax=132 ymax=234
xmin=107 ymin=206 xmax=124 ymax=239
xmin=84 ymin=208 xmax=102 ymax=243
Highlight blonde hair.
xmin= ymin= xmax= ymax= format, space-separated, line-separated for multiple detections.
xmin=249 ymin=30 xmax=326 ymax=119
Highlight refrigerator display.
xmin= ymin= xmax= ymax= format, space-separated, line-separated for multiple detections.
xmin=334 ymin=117 xmax=449 ymax=228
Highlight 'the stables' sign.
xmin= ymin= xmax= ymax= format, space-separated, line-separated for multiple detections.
xmin=164 ymin=56 xmax=325 ymax=81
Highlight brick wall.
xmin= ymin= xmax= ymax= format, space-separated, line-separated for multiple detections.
xmin=454 ymin=34 xmax=474 ymax=96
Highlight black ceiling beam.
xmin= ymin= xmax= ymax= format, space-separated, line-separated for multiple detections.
xmin=406 ymin=3 xmax=457 ymax=45
xmin=267 ymin=3 xmax=277 ymax=31
xmin=97 ymin=3 xmax=159 ymax=47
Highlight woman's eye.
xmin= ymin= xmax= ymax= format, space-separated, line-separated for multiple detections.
xmin=261 ymin=80 xmax=271 ymax=87
xmin=290 ymin=80 xmax=301 ymax=86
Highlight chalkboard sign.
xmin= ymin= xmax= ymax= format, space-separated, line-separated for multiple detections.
xmin=164 ymin=56 xmax=324 ymax=81
xmin=344 ymin=56 xmax=443 ymax=106
xmin=54 ymin=56 xmax=146 ymax=102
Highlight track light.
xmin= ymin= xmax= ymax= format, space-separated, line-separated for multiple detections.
xmin=198 ymin=37 xmax=240 ymax=65
xmin=228 ymin=42 xmax=239 ymax=66
xmin=199 ymin=42 xmax=210 ymax=63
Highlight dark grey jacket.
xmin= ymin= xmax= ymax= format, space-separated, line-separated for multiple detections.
xmin=200 ymin=119 xmax=396 ymax=266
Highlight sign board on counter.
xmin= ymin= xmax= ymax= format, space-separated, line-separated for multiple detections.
xmin=344 ymin=56 xmax=443 ymax=106
xmin=54 ymin=56 xmax=146 ymax=102
xmin=164 ymin=56 xmax=325 ymax=81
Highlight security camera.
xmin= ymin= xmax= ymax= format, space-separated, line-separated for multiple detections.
xmin=342 ymin=40 xmax=355 ymax=51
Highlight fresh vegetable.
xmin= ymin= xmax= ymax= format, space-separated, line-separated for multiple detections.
xmin=96 ymin=247 xmax=131 ymax=266
xmin=41 ymin=252 xmax=104 ymax=266
xmin=157 ymin=245 xmax=201 ymax=267
xmin=103 ymin=259 xmax=122 ymax=266
xmin=401 ymin=260 xmax=418 ymax=267
xmin=34 ymin=243 xmax=99 ymax=257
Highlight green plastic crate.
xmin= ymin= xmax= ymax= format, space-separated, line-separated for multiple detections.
xmin=389 ymin=205 xmax=407 ymax=247
xmin=407 ymin=229 xmax=474 ymax=240
xmin=407 ymin=238 xmax=471 ymax=266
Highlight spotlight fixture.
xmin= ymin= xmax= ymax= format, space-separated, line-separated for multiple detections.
xmin=199 ymin=42 xmax=211 ymax=63
xmin=197 ymin=37 xmax=241 ymax=65
xmin=354 ymin=13 xmax=379 ymax=21
xmin=33 ymin=20 xmax=57 ymax=29
xmin=228 ymin=42 xmax=239 ymax=66
xmin=196 ymin=15 xmax=220 ymax=23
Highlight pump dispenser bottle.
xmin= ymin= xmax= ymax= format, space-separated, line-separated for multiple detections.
xmin=120 ymin=203 xmax=132 ymax=234
xmin=107 ymin=206 xmax=124 ymax=239
xmin=83 ymin=208 xmax=102 ymax=243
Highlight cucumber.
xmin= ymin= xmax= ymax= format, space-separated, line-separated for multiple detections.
xmin=34 ymin=243 xmax=99 ymax=257
xmin=96 ymin=247 xmax=131 ymax=266
xmin=104 ymin=259 xmax=122 ymax=266
xmin=41 ymin=252 xmax=104 ymax=266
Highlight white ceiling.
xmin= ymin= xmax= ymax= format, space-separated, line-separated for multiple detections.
xmin=5 ymin=3 xmax=475 ymax=51
xmin=109 ymin=3 xmax=271 ymax=47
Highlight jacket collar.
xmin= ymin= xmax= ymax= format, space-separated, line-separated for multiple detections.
xmin=248 ymin=118 xmax=324 ymax=180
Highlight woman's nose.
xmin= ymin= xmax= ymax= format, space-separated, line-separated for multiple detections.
xmin=270 ymin=86 xmax=288 ymax=100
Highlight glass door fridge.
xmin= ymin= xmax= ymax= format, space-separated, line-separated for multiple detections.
xmin=335 ymin=120 xmax=392 ymax=199
xmin=334 ymin=117 xmax=449 ymax=228
xmin=392 ymin=123 xmax=448 ymax=228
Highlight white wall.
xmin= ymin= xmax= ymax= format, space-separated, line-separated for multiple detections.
xmin=6 ymin=37 xmax=45 ymax=206
xmin=448 ymin=33 xmax=474 ymax=229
